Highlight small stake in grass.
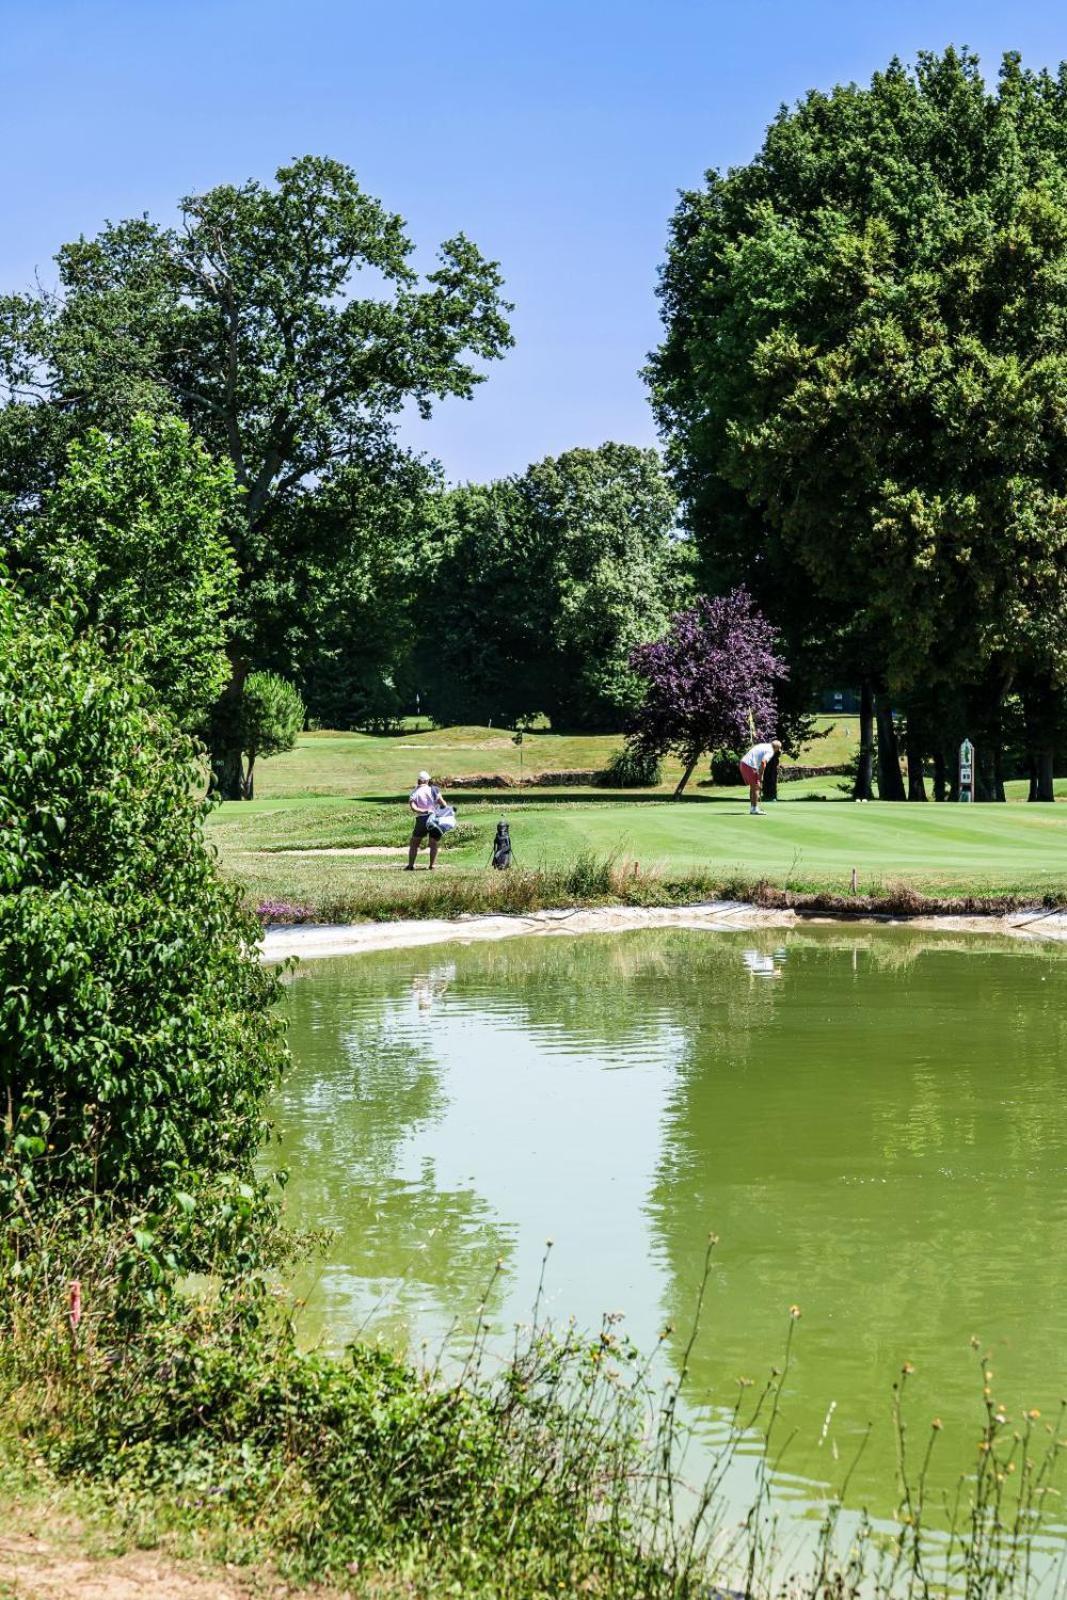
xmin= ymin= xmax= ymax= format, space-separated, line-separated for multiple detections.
xmin=851 ymin=867 xmax=858 ymax=895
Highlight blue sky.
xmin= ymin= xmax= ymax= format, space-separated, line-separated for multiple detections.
xmin=4 ymin=1 xmax=1067 ymax=483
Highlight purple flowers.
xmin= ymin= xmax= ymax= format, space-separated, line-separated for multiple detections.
xmin=255 ymin=898 xmax=315 ymax=925
xmin=628 ymin=589 xmax=786 ymax=795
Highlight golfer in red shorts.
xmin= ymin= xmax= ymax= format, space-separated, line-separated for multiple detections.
xmin=739 ymin=740 xmax=781 ymax=815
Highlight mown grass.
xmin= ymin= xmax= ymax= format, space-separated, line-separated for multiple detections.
xmin=208 ymin=794 xmax=1067 ymax=920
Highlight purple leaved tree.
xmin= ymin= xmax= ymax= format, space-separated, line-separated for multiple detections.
xmin=628 ymin=590 xmax=787 ymax=797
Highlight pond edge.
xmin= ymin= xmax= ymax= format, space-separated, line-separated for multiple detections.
xmin=259 ymin=900 xmax=1067 ymax=962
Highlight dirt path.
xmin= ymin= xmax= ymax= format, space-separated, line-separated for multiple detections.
xmin=0 ymin=1527 xmax=354 ymax=1600
xmin=1 ymin=1530 xmax=248 ymax=1599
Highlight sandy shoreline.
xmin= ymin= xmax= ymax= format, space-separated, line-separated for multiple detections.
xmin=260 ymin=900 xmax=1067 ymax=962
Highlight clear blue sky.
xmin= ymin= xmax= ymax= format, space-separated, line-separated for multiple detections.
xmin=3 ymin=1 xmax=1067 ymax=483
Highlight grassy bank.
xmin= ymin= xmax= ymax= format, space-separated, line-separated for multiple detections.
xmin=4 ymin=1227 xmax=1063 ymax=1600
xmin=206 ymin=726 xmax=1067 ymax=919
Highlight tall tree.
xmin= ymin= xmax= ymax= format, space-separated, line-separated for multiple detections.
xmin=0 ymin=155 xmax=512 ymax=788
xmin=648 ymin=49 xmax=1067 ymax=798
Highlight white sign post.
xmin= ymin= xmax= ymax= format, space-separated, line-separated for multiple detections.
xmin=959 ymin=738 xmax=975 ymax=802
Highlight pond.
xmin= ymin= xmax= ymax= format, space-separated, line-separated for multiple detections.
xmin=270 ymin=926 xmax=1067 ymax=1525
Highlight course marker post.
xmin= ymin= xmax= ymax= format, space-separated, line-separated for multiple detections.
xmin=959 ymin=738 xmax=975 ymax=803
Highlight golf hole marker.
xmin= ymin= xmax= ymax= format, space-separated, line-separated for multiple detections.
xmin=959 ymin=738 xmax=975 ymax=803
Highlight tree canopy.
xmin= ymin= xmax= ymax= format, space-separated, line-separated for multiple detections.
xmin=424 ymin=443 xmax=689 ymax=728
xmin=0 ymin=155 xmax=512 ymax=788
xmin=648 ymin=48 xmax=1067 ymax=797
xmin=627 ymin=589 xmax=786 ymax=795
xmin=15 ymin=414 xmax=238 ymax=729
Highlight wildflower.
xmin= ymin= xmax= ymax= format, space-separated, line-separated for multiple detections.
xmin=902 ymin=1361 xmax=915 ymax=1377
xmin=789 ymin=1304 xmax=801 ymax=1320
xmin=970 ymin=1335 xmax=981 ymax=1349
xmin=932 ymin=1418 xmax=943 ymax=1430
xmin=1027 ymin=1408 xmax=1041 ymax=1421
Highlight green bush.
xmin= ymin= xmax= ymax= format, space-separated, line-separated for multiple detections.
xmin=709 ymin=748 xmax=745 ymax=786
xmin=0 ymin=580 xmax=287 ymax=1218
xmin=235 ymin=670 xmax=305 ymax=798
xmin=597 ymin=743 xmax=663 ymax=787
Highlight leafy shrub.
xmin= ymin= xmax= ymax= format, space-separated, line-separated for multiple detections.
xmin=0 ymin=580 xmax=288 ymax=1218
xmin=597 ymin=744 xmax=663 ymax=787
xmin=236 ymin=671 xmax=306 ymax=798
xmin=709 ymin=748 xmax=745 ymax=786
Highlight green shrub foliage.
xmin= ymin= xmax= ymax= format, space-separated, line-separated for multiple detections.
xmin=598 ymin=745 xmax=663 ymax=788
xmin=235 ymin=671 xmax=305 ymax=798
xmin=0 ymin=580 xmax=287 ymax=1213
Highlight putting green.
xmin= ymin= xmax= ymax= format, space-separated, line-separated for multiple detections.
xmin=478 ymin=796 xmax=1066 ymax=892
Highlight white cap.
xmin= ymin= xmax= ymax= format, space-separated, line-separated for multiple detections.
xmin=417 ymin=770 xmax=431 ymax=783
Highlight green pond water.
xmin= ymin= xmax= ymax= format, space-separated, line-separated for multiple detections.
xmin=271 ymin=926 xmax=1067 ymax=1524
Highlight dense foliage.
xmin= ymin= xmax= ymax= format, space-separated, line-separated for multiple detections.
xmin=0 ymin=155 xmax=512 ymax=789
xmin=14 ymin=413 xmax=238 ymax=729
xmin=0 ymin=580 xmax=286 ymax=1215
xmin=649 ymin=48 xmax=1067 ymax=798
xmin=423 ymin=443 xmax=690 ymax=728
xmin=627 ymin=590 xmax=786 ymax=795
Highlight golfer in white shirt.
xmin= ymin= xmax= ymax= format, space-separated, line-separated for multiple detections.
xmin=739 ymin=740 xmax=781 ymax=815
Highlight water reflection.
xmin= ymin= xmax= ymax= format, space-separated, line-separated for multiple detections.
xmin=271 ymin=928 xmax=1067 ymax=1522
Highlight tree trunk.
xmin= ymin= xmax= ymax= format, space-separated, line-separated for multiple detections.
xmin=854 ymin=682 xmax=875 ymax=800
xmin=674 ymin=752 xmax=700 ymax=798
xmin=905 ymin=725 xmax=927 ymax=802
xmin=210 ymin=645 xmax=248 ymax=800
xmin=1032 ymin=747 xmax=1055 ymax=802
xmin=874 ymin=691 xmax=906 ymax=801
xmin=976 ymin=742 xmax=1005 ymax=802
xmin=1023 ymin=679 xmax=1058 ymax=802
xmin=763 ymin=751 xmax=780 ymax=802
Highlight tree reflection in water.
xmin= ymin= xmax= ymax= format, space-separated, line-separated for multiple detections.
xmin=273 ymin=929 xmax=1067 ymax=1523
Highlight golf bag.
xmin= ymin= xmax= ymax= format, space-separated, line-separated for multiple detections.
xmin=490 ymin=819 xmax=513 ymax=870
xmin=426 ymin=803 xmax=457 ymax=840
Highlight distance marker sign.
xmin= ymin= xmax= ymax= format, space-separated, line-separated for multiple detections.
xmin=959 ymin=738 xmax=975 ymax=802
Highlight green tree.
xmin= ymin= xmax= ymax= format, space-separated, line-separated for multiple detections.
xmin=649 ymin=48 xmax=1067 ymax=799
xmin=15 ymin=414 xmax=238 ymax=730
xmin=0 ymin=155 xmax=512 ymax=788
xmin=424 ymin=444 xmax=688 ymax=729
xmin=254 ymin=452 xmax=433 ymax=732
xmin=521 ymin=444 xmax=688 ymax=727
xmin=0 ymin=577 xmax=286 ymax=1212
xmin=232 ymin=671 xmax=305 ymax=799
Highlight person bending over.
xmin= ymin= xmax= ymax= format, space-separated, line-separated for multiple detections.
xmin=406 ymin=769 xmax=445 ymax=870
xmin=739 ymin=740 xmax=782 ymax=815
